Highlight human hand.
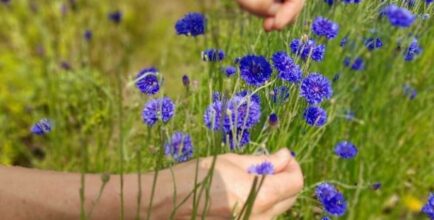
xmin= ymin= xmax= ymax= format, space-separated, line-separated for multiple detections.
xmin=0 ymin=149 xmax=302 ymax=220
xmin=155 ymin=148 xmax=304 ymax=219
xmin=236 ymin=0 xmax=305 ymax=31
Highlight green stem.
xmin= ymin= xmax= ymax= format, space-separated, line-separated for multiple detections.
xmin=146 ymin=125 xmax=164 ymax=220
xmin=136 ymin=147 xmax=143 ymax=220
xmin=191 ymin=158 xmax=200 ymax=220
xmin=116 ymin=71 xmax=125 ymax=220
xmin=87 ymin=176 xmax=109 ymax=219
xmin=198 ymin=155 xmax=219 ymax=219
xmin=80 ymin=172 xmax=86 ymax=220
xmin=80 ymin=140 xmax=88 ymax=220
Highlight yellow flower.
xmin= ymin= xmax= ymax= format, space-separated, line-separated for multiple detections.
xmin=403 ymin=195 xmax=423 ymax=212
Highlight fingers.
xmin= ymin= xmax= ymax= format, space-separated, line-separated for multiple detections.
xmin=264 ymin=161 xmax=303 ymax=201
xmin=238 ymin=0 xmax=305 ymax=31
xmin=270 ymin=0 xmax=305 ymax=30
xmin=263 ymin=17 xmax=275 ymax=32
xmin=268 ymin=196 xmax=297 ymax=216
xmin=237 ymin=0 xmax=281 ymax=17
xmin=257 ymin=156 xmax=303 ymax=206
xmin=230 ymin=148 xmax=294 ymax=174
xmin=254 ymin=196 xmax=297 ymax=219
xmin=251 ymin=156 xmax=303 ymax=213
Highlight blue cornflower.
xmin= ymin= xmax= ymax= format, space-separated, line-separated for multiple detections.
xmin=205 ymin=95 xmax=261 ymax=132
xmin=271 ymin=86 xmax=290 ymax=104
xmin=31 ymin=118 xmax=52 ymax=136
xmin=135 ymin=67 xmax=160 ymax=95
xmin=239 ymin=55 xmax=272 ymax=86
xmin=340 ymin=36 xmax=349 ymax=47
xmin=364 ymin=37 xmax=383 ymax=51
xmin=344 ymin=109 xmax=356 ymax=121
xmin=321 ymin=217 xmax=331 ymax=220
xmin=165 ymin=132 xmax=193 ymax=163
xmin=312 ymin=17 xmax=339 ymax=40
xmin=427 ymin=0 xmax=433 ymax=4
xmin=300 ymin=73 xmax=333 ymax=105
xmin=333 ymin=73 xmax=341 ymax=82
xmin=225 ymin=96 xmax=261 ymax=131
xmin=212 ymin=92 xmax=224 ymax=102
xmin=204 ymin=100 xmax=223 ymax=130
xmin=175 ymin=12 xmax=206 ymax=36
xmin=60 ymin=61 xmax=72 ymax=70
xmin=403 ymin=84 xmax=417 ymax=100
xmin=422 ymin=193 xmax=434 ymax=219
xmin=343 ymin=0 xmax=361 ymax=3
xmin=405 ymin=0 xmax=416 ymax=7
xmin=372 ymin=182 xmax=382 ymax=190
xmin=404 ymin=38 xmax=422 ymax=61
xmin=202 ymin=49 xmax=225 ymax=62
xmin=248 ymin=161 xmax=274 ymax=175
xmin=223 ymin=129 xmax=250 ymax=150
xmin=381 ymin=4 xmax=415 ymax=28
xmin=108 ymin=10 xmax=122 ymax=24
xmin=268 ymin=113 xmax=279 ymax=127
xmin=233 ymin=57 xmax=241 ymax=64
xmin=236 ymin=90 xmax=261 ymax=105
xmin=142 ymin=97 xmax=175 ymax=126
xmin=334 ymin=141 xmax=358 ymax=159
xmin=324 ymin=0 xmax=334 ymax=6
xmin=421 ymin=13 xmax=430 ymax=20
xmin=272 ymin=51 xmax=303 ymax=83
xmin=316 ymin=183 xmax=347 ymax=216
xmin=311 ymin=46 xmax=326 ymax=62
xmin=182 ymin=74 xmax=190 ymax=87
xmin=303 ymin=106 xmax=327 ymax=127
xmin=344 ymin=57 xmax=365 ymax=71
xmin=223 ymin=66 xmax=237 ymax=77
xmin=290 ymin=38 xmax=326 ymax=62
xmin=84 ymin=29 xmax=92 ymax=41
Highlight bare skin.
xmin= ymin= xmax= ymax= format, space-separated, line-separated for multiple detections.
xmin=236 ymin=0 xmax=305 ymax=31
xmin=0 ymin=149 xmax=303 ymax=219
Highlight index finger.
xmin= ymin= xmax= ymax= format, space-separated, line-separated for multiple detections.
xmin=271 ymin=0 xmax=305 ymax=30
xmin=237 ymin=0 xmax=281 ymax=17
xmin=265 ymin=157 xmax=304 ymax=199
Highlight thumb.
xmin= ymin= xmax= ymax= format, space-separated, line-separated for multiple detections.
xmin=269 ymin=148 xmax=293 ymax=173
xmin=237 ymin=0 xmax=281 ymax=17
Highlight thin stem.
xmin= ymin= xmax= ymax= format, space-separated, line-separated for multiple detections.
xmin=87 ymin=176 xmax=109 ymax=219
xmin=198 ymin=155 xmax=219 ymax=219
xmin=146 ymin=125 xmax=164 ymax=220
xmin=80 ymin=140 xmax=88 ymax=220
xmin=191 ymin=158 xmax=201 ymax=220
xmin=80 ymin=172 xmax=86 ymax=220
xmin=135 ymin=147 xmax=143 ymax=220
xmin=242 ymin=176 xmax=266 ymax=220
xmin=116 ymin=71 xmax=125 ymax=220
xmin=168 ymin=166 xmax=178 ymax=219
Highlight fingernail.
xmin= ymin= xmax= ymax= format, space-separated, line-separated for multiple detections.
xmin=275 ymin=148 xmax=289 ymax=158
xmin=268 ymin=2 xmax=280 ymax=15
xmin=264 ymin=18 xmax=274 ymax=32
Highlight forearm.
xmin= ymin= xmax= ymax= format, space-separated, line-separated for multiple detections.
xmin=0 ymin=166 xmax=171 ymax=220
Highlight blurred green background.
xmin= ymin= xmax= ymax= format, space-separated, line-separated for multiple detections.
xmin=0 ymin=0 xmax=199 ymax=166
